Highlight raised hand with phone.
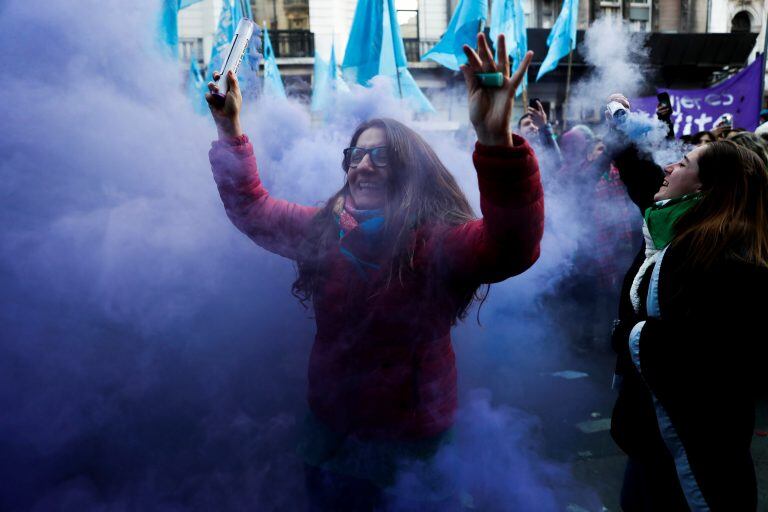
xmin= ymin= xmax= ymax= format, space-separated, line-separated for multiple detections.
xmin=527 ymin=98 xmax=548 ymax=128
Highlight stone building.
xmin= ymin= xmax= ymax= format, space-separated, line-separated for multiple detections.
xmin=177 ymin=0 xmax=764 ymax=123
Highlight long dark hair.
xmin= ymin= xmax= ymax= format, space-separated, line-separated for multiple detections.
xmin=292 ymin=118 xmax=486 ymax=321
xmin=672 ymin=140 xmax=768 ymax=269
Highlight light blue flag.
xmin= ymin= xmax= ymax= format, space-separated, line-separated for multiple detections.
xmin=158 ymin=0 xmax=180 ymax=57
xmin=341 ymin=0 xmax=384 ymax=85
xmin=330 ymin=43 xmax=344 ymax=85
xmin=342 ymin=0 xmax=434 ymax=112
xmin=536 ymin=0 xmax=579 ymax=81
xmin=232 ymin=0 xmax=252 ymax=21
xmin=381 ymin=0 xmax=434 ymax=112
xmin=188 ymin=58 xmax=209 ymax=114
xmin=311 ymin=43 xmax=350 ymax=112
xmin=421 ymin=0 xmax=486 ymax=70
xmin=490 ymin=0 xmax=528 ymax=96
xmin=231 ymin=0 xmax=260 ymax=97
xmin=205 ymin=1 xmax=259 ymax=97
xmin=207 ymin=0 xmax=235 ymax=81
xmin=158 ymin=0 xmax=204 ymax=57
xmin=311 ymin=53 xmax=329 ymax=112
xmin=262 ymin=25 xmax=287 ymax=98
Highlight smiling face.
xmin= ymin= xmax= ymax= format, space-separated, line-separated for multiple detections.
xmin=347 ymin=127 xmax=391 ymax=210
xmin=655 ymin=145 xmax=705 ymax=201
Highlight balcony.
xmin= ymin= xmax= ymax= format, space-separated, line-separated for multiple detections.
xmin=402 ymin=38 xmax=438 ymax=62
xmin=284 ymin=0 xmax=309 ymax=12
xmin=179 ymin=37 xmax=204 ymax=64
xmin=271 ymin=29 xmax=314 ymax=58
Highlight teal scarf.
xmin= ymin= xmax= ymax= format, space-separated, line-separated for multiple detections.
xmin=334 ymin=196 xmax=385 ymax=276
xmin=644 ymin=193 xmax=702 ymax=250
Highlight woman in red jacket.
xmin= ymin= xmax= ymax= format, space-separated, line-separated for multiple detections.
xmin=207 ymin=34 xmax=543 ymax=510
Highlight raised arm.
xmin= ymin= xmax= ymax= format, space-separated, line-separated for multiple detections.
xmin=528 ymin=99 xmax=563 ymax=168
xmin=207 ymin=72 xmax=317 ymax=260
xmin=440 ymin=138 xmax=544 ymax=283
xmin=438 ymin=34 xmax=543 ymax=284
xmin=603 ymin=94 xmax=665 ymax=214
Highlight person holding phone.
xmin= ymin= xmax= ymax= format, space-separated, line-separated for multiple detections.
xmin=518 ymin=98 xmax=562 ymax=171
xmin=206 ymin=34 xmax=543 ymax=509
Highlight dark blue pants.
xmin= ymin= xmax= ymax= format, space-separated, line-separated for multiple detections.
xmin=305 ymin=464 xmax=383 ymax=512
xmin=620 ymin=457 xmax=690 ymax=511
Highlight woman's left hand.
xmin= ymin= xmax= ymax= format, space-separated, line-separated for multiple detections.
xmin=461 ymin=33 xmax=533 ymax=147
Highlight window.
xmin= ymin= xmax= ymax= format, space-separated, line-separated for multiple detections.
xmin=600 ymin=6 xmax=622 ymax=21
xmin=731 ymin=11 xmax=751 ymax=33
xmin=396 ymin=0 xmax=419 ymax=39
xmin=179 ymin=37 xmax=204 ymax=64
xmin=538 ymin=0 xmax=556 ymax=28
xmin=252 ymin=0 xmax=309 ymax=30
xmin=522 ymin=0 xmax=533 ymax=28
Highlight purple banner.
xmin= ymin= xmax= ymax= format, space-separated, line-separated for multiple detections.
xmin=633 ymin=54 xmax=764 ymax=136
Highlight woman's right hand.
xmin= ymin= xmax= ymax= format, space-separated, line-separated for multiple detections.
xmin=206 ymin=70 xmax=243 ymax=139
xmin=604 ymin=93 xmax=630 ymax=124
xmin=460 ymin=33 xmax=533 ymax=147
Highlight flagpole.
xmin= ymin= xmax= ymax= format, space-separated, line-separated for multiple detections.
xmin=394 ymin=64 xmax=404 ymax=99
xmin=522 ymin=85 xmax=528 ymax=111
xmin=562 ymin=49 xmax=573 ymax=131
xmin=390 ymin=0 xmax=404 ymax=99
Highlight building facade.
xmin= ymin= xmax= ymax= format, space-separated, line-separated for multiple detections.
xmin=178 ymin=0 xmax=765 ymax=123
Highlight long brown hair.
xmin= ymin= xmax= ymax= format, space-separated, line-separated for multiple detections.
xmin=292 ymin=118 xmax=486 ymax=321
xmin=672 ymin=140 xmax=768 ymax=269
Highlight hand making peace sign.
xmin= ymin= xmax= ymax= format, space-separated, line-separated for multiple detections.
xmin=461 ymin=33 xmax=534 ymax=147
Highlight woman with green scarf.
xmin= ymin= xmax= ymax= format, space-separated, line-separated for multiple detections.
xmin=606 ymin=95 xmax=768 ymax=511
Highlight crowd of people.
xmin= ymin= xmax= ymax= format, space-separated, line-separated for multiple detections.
xmin=206 ymin=32 xmax=767 ymax=512
xmin=517 ymin=93 xmax=768 ymax=510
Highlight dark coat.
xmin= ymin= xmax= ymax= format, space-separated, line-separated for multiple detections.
xmin=209 ymin=134 xmax=544 ymax=441
xmin=610 ymin=145 xmax=768 ymax=510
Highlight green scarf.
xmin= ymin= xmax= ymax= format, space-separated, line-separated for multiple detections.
xmin=644 ymin=193 xmax=702 ymax=250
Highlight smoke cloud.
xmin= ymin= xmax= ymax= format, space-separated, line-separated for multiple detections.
xmin=569 ymin=17 xmax=650 ymax=117
xmin=568 ymin=16 xmax=688 ymax=167
xmin=0 ymin=2 xmax=663 ymax=510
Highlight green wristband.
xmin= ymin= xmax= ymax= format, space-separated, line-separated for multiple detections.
xmin=475 ymin=72 xmax=504 ymax=88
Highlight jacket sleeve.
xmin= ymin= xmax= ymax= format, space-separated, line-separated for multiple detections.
xmin=437 ymin=135 xmax=545 ymax=284
xmin=607 ymin=132 xmax=665 ymax=214
xmin=537 ymin=123 xmax=563 ymax=168
xmin=629 ymin=262 xmax=768 ymax=399
xmin=209 ymin=135 xmax=319 ymax=260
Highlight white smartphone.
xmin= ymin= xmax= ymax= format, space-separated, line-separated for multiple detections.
xmin=213 ymin=18 xmax=255 ymax=100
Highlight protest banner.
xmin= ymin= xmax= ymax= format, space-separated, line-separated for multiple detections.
xmin=634 ymin=54 xmax=763 ymax=136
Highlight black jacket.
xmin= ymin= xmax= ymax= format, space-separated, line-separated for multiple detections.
xmin=610 ymin=143 xmax=768 ymax=511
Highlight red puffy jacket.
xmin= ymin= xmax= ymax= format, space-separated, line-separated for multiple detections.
xmin=210 ymin=134 xmax=544 ymax=440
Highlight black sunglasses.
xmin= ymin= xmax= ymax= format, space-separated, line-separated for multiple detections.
xmin=343 ymin=146 xmax=390 ymax=170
